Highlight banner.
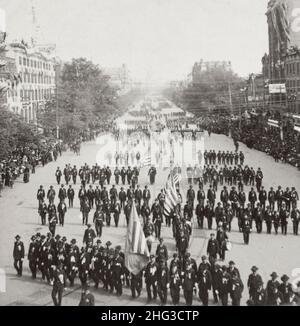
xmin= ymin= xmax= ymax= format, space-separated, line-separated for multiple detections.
xmin=269 ymin=83 xmax=286 ymax=93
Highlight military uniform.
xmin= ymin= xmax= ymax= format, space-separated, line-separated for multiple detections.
xmin=145 ymin=258 xmax=158 ymax=301
xmin=13 ymin=236 xmax=25 ymax=276
xmin=51 ymin=265 xmax=66 ymax=306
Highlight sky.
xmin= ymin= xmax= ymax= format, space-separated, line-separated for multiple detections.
xmin=0 ymin=0 xmax=269 ymax=84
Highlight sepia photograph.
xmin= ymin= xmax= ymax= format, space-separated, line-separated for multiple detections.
xmin=0 ymin=0 xmax=300 ymax=311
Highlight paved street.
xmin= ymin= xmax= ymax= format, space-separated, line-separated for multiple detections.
xmin=0 ymin=131 xmax=300 ymax=306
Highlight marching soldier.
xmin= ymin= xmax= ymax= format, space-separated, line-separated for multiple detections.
xmin=58 ymin=184 xmax=67 ymax=202
xmin=87 ymin=185 xmax=95 ymax=209
xmin=279 ymin=274 xmax=294 ymax=305
xmin=152 ymin=199 xmax=163 ymax=239
xmin=13 ymin=235 xmax=25 ymax=277
xmin=130 ymin=271 xmax=143 ymax=299
xmin=182 ymin=262 xmax=196 ymax=306
xmin=39 ymin=200 xmax=48 ymax=225
xmin=93 ymin=207 xmax=104 ymax=237
xmin=157 ymin=259 xmax=169 ymax=305
xmin=156 ymin=238 xmax=168 ymax=262
xmin=252 ymin=281 xmax=266 ymax=306
xmin=169 ymin=263 xmax=181 ymax=305
xmin=119 ymin=187 xmax=127 ymax=210
xmin=72 ymin=165 xmax=78 ymax=184
xmin=37 ymin=185 xmax=45 ymax=206
xmin=145 ymin=255 xmax=158 ymax=302
xmin=197 ymin=185 xmax=206 ymax=207
xmin=47 ymin=185 xmax=56 ymax=204
xmin=264 ymin=206 xmax=273 ymax=234
xmin=67 ymin=185 xmax=75 ymax=208
xmin=120 ymin=166 xmax=127 ymax=185
xmin=114 ymin=167 xmax=120 ymax=185
xmin=83 ymin=224 xmax=96 ymax=245
xmin=196 ymin=202 xmax=205 ymax=229
xmin=204 ymin=200 xmax=213 ymax=230
xmin=143 ymin=185 xmax=151 ymax=205
xmin=148 ymin=166 xmax=157 ymax=185
xmin=51 ymin=262 xmax=66 ymax=306
xmin=124 ymin=200 xmax=132 ymax=225
xmin=291 ymin=207 xmax=300 ymax=235
xmin=112 ymin=247 xmax=124 ymax=296
xmin=273 ymin=210 xmax=280 ymax=235
xmin=28 ymin=235 xmax=38 ymax=279
xmin=242 ymin=213 xmax=251 ymax=244
xmin=112 ymin=200 xmax=121 ymax=227
xmin=55 ymin=167 xmax=62 ymax=185
xmin=229 ymin=271 xmax=244 ymax=306
xmin=266 ymin=272 xmax=282 ymax=306
xmin=268 ymin=187 xmax=276 ymax=211
xmin=206 ymin=233 xmax=219 ymax=265
xmin=143 ymin=216 xmax=155 ymax=253
xmin=48 ymin=210 xmax=58 ymax=236
xmin=247 ymin=266 xmax=263 ymax=301
xmin=197 ymin=264 xmax=212 ymax=306
xmin=279 ymin=203 xmax=289 ymax=235
xmin=57 ymin=199 xmax=67 ymax=227
xmin=217 ymin=265 xmax=230 ymax=306
xmin=291 ymin=187 xmax=299 ymax=209
xmin=81 ymin=198 xmax=90 ymax=226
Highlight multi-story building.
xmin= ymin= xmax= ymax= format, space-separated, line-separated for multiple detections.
xmin=102 ymin=64 xmax=131 ymax=94
xmin=1 ymin=42 xmax=57 ymax=124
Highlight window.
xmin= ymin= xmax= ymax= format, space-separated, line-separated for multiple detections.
xmin=19 ymin=57 xmax=22 ymax=65
xmin=35 ymin=89 xmax=37 ymax=100
xmin=27 ymin=58 xmax=29 ymax=66
xmin=20 ymin=90 xmax=23 ymax=99
xmin=23 ymin=58 xmax=26 ymax=66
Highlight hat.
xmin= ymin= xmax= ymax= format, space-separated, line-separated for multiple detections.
xmin=106 ymin=241 xmax=112 ymax=246
xmin=15 ymin=235 xmax=21 ymax=240
xmin=55 ymin=235 xmax=61 ymax=240
xmin=201 ymin=255 xmax=207 ymax=260
xmin=62 ymin=236 xmax=67 ymax=242
xmin=270 ymin=272 xmax=278 ymax=278
xmin=41 ymin=235 xmax=46 ymax=240
xmin=229 ymin=261 xmax=235 ymax=265
xmin=173 ymin=253 xmax=178 ymax=258
xmin=159 ymin=237 xmax=164 ymax=242
xmin=281 ymin=274 xmax=289 ymax=282
xmin=36 ymin=232 xmax=41 ymax=237
xmin=47 ymin=232 xmax=51 ymax=237
xmin=71 ymin=239 xmax=76 ymax=244
xmin=115 ymin=245 xmax=121 ymax=251
xmin=87 ymin=223 xmax=92 ymax=228
xmin=251 ymin=266 xmax=258 ymax=272
xmin=222 ymin=265 xmax=227 ymax=272
xmin=96 ymin=239 xmax=102 ymax=244
xmin=31 ymin=235 xmax=36 ymax=241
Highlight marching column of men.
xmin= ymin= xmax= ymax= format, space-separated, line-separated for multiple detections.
xmin=14 ymin=232 xmax=300 ymax=306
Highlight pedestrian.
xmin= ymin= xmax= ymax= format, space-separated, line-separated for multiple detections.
xmin=51 ymin=262 xmax=66 ymax=306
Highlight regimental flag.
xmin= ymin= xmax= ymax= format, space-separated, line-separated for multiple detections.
xmin=163 ymin=173 xmax=179 ymax=217
xmin=125 ymin=204 xmax=150 ymax=275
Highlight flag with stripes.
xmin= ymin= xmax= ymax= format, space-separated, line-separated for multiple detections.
xmin=163 ymin=173 xmax=179 ymax=217
xmin=125 ymin=204 xmax=150 ymax=275
xmin=141 ymin=154 xmax=151 ymax=167
xmin=173 ymin=172 xmax=181 ymax=185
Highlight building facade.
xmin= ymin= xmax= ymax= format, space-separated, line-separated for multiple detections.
xmin=1 ymin=42 xmax=56 ymax=124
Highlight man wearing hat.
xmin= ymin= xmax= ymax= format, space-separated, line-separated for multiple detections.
xmin=247 ymin=266 xmax=263 ymax=301
xmin=79 ymin=284 xmax=95 ymax=306
xmin=13 ymin=235 xmax=25 ymax=277
xmin=93 ymin=207 xmax=104 ymax=237
xmin=47 ymin=185 xmax=56 ymax=204
xmin=83 ymin=224 xmax=96 ymax=245
xmin=216 ymin=265 xmax=231 ymax=306
xmin=112 ymin=247 xmax=125 ymax=296
xmin=28 ymin=235 xmax=38 ymax=279
xmin=67 ymin=185 xmax=75 ymax=208
xmin=279 ymin=274 xmax=294 ymax=305
xmin=57 ymin=199 xmax=67 ymax=227
xmin=152 ymin=199 xmax=163 ymax=240
xmin=182 ymin=262 xmax=196 ymax=306
xmin=266 ymin=272 xmax=282 ymax=305
xmin=206 ymin=233 xmax=219 ymax=265
xmin=157 ymin=259 xmax=169 ymax=305
xmin=48 ymin=208 xmax=58 ymax=237
xmin=155 ymin=238 xmax=168 ymax=262
xmin=229 ymin=271 xmax=244 ymax=306
xmin=145 ymin=255 xmax=158 ymax=302
xmin=198 ymin=264 xmax=212 ymax=306
xmin=58 ymin=184 xmax=67 ymax=202
xmin=37 ymin=185 xmax=45 ymax=206
xmin=38 ymin=199 xmax=48 ymax=226
xmin=51 ymin=262 xmax=66 ymax=306
xmin=55 ymin=167 xmax=62 ymax=185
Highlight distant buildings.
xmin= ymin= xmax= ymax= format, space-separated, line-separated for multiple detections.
xmin=102 ymin=64 xmax=131 ymax=95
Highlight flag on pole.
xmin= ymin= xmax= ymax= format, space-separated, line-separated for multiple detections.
xmin=163 ymin=173 xmax=179 ymax=217
xmin=173 ymin=172 xmax=181 ymax=185
xmin=125 ymin=204 xmax=150 ymax=275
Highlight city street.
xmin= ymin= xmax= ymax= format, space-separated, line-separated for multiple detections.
xmin=0 ymin=130 xmax=300 ymax=306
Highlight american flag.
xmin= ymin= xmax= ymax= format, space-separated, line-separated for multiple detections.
xmin=141 ymin=154 xmax=151 ymax=167
xmin=125 ymin=204 xmax=150 ymax=275
xmin=163 ymin=173 xmax=179 ymax=217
